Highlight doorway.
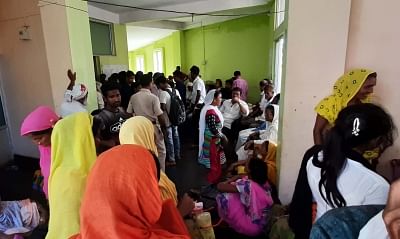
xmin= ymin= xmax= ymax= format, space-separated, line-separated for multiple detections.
xmin=0 ymin=65 xmax=12 ymax=165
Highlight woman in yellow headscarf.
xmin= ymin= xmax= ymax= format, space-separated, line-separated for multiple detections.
xmin=46 ymin=112 xmax=97 ymax=239
xmin=119 ymin=116 xmax=178 ymax=205
xmin=313 ymin=69 xmax=377 ymax=145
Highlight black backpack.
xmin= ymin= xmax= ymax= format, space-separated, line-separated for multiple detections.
xmin=165 ymin=88 xmax=186 ymax=126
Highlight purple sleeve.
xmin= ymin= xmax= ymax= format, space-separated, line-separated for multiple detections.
xmin=236 ymin=178 xmax=252 ymax=207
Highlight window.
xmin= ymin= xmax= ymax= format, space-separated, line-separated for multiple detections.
xmin=89 ymin=20 xmax=115 ymax=56
xmin=153 ymin=49 xmax=164 ymax=73
xmin=136 ymin=55 xmax=145 ymax=72
xmin=274 ymin=36 xmax=285 ymax=94
xmin=275 ymin=0 xmax=286 ymax=29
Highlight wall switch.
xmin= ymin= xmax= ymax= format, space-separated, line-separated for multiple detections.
xmin=18 ymin=26 xmax=31 ymax=40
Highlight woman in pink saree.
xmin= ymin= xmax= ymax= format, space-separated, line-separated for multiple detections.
xmin=216 ymin=158 xmax=274 ymax=236
xmin=20 ymin=106 xmax=59 ymax=198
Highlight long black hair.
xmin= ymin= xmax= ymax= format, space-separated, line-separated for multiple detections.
xmin=319 ymin=103 xmax=395 ymax=208
xmin=248 ymin=157 xmax=268 ymax=186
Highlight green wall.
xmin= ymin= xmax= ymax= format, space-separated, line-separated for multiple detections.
xmin=99 ymin=24 xmax=129 ymax=68
xmin=182 ymin=14 xmax=274 ymax=103
xmin=128 ymin=31 xmax=182 ymax=75
xmin=127 ymin=13 xmax=274 ymax=103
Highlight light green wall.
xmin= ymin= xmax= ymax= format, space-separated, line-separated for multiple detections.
xmin=127 ymin=12 xmax=274 ymax=103
xmin=128 ymin=31 xmax=182 ymax=75
xmin=99 ymin=24 xmax=129 ymax=68
xmin=66 ymin=0 xmax=97 ymax=111
xmin=182 ymin=14 xmax=274 ymax=103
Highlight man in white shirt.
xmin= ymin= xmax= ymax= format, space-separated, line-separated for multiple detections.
xmin=158 ymin=76 xmax=182 ymax=166
xmin=189 ymin=65 xmax=206 ymax=143
xmin=220 ymin=87 xmax=249 ymax=141
xmin=190 ymin=65 xmax=206 ymax=108
xmin=256 ymin=84 xmax=275 ymax=121
xmin=127 ymin=74 xmax=167 ymax=171
xmin=60 ymin=69 xmax=88 ymax=118
xmin=219 ymin=87 xmax=249 ymax=161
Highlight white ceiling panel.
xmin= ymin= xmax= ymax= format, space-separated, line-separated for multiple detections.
xmin=126 ymin=26 xmax=177 ymax=51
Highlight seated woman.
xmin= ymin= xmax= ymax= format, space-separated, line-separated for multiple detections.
xmin=0 ymin=198 xmax=47 ymax=238
xmin=71 ymin=145 xmax=190 ymax=239
xmin=235 ymin=119 xmax=269 ymax=151
xmin=198 ymin=89 xmax=227 ymax=183
xmin=236 ymin=104 xmax=279 ymax=154
xmin=289 ymin=103 xmax=395 ymax=239
xmin=238 ymin=84 xmax=276 ymax=130
xmin=230 ymin=140 xmax=277 ymax=186
xmin=216 ymin=158 xmax=274 ymax=236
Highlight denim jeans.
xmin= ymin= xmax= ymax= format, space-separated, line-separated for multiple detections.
xmin=165 ymin=126 xmax=181 ymax=162
xmin=310 ymin=205 xmax=384 ymax=239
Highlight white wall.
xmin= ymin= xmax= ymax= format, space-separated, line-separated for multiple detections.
xmin=40 ymin=0 xmax=97 ymax=114
xmin=0 ymin=0 xmax=54 ymax=158
xmin=279 ymin=0 xmax=351 ymax=203
xmin=0 ymin=0 xmax=97 ymax=159
xmin=346 ymin=0 xmax=400 ymax=178
xmin=40 ymin=0 xmax=73 ymax=114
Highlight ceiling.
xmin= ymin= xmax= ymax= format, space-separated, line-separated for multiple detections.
xmin=126 ymin=26 xmax=177 ymax=51
xmin=88 ymin=0 xmax=210 ymax=13
xmin=87 ymin=0 xmax=271 ymax=51
xmin=88 ymin=0 xmax=270 ymax=25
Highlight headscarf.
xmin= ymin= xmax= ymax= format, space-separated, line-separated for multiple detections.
xmin=69 ymin=83 xmax=88 ymax=102
xmin=266 ymin=142 xmax=277 ymax=185
xmin=20 ymin=106 xmax=59 ymax=198
xmin=315 ymin=69 xmax=376 ymax=124
xmin=198 ymin=89 xmax=224 ymax=157
xmin=269 ymin=104 xmax=279 ymax=128
xmin=20 ymin=106 xmax=59 ymax=136
xmin=254 ymin=141 xmax=278 ymax=185
xmin=119 ymin=116 xmax=158 ymax=154
xmin=261 ymin=104 xmax=279 ymax=144
xmin=119 ymin=116 xmax=178 ymax=205
xmin=72 ymin=145 xmax=190 ymax=239
xmin=46 ymin=112 xmax=96 ymax=239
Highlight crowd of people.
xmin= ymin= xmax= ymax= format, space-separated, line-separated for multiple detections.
xmin=1 ymin=67 xmax=399 ymax=239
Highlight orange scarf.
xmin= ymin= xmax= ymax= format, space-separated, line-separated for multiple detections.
xmin=71 ymin=145 xmax=189 ymax=239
